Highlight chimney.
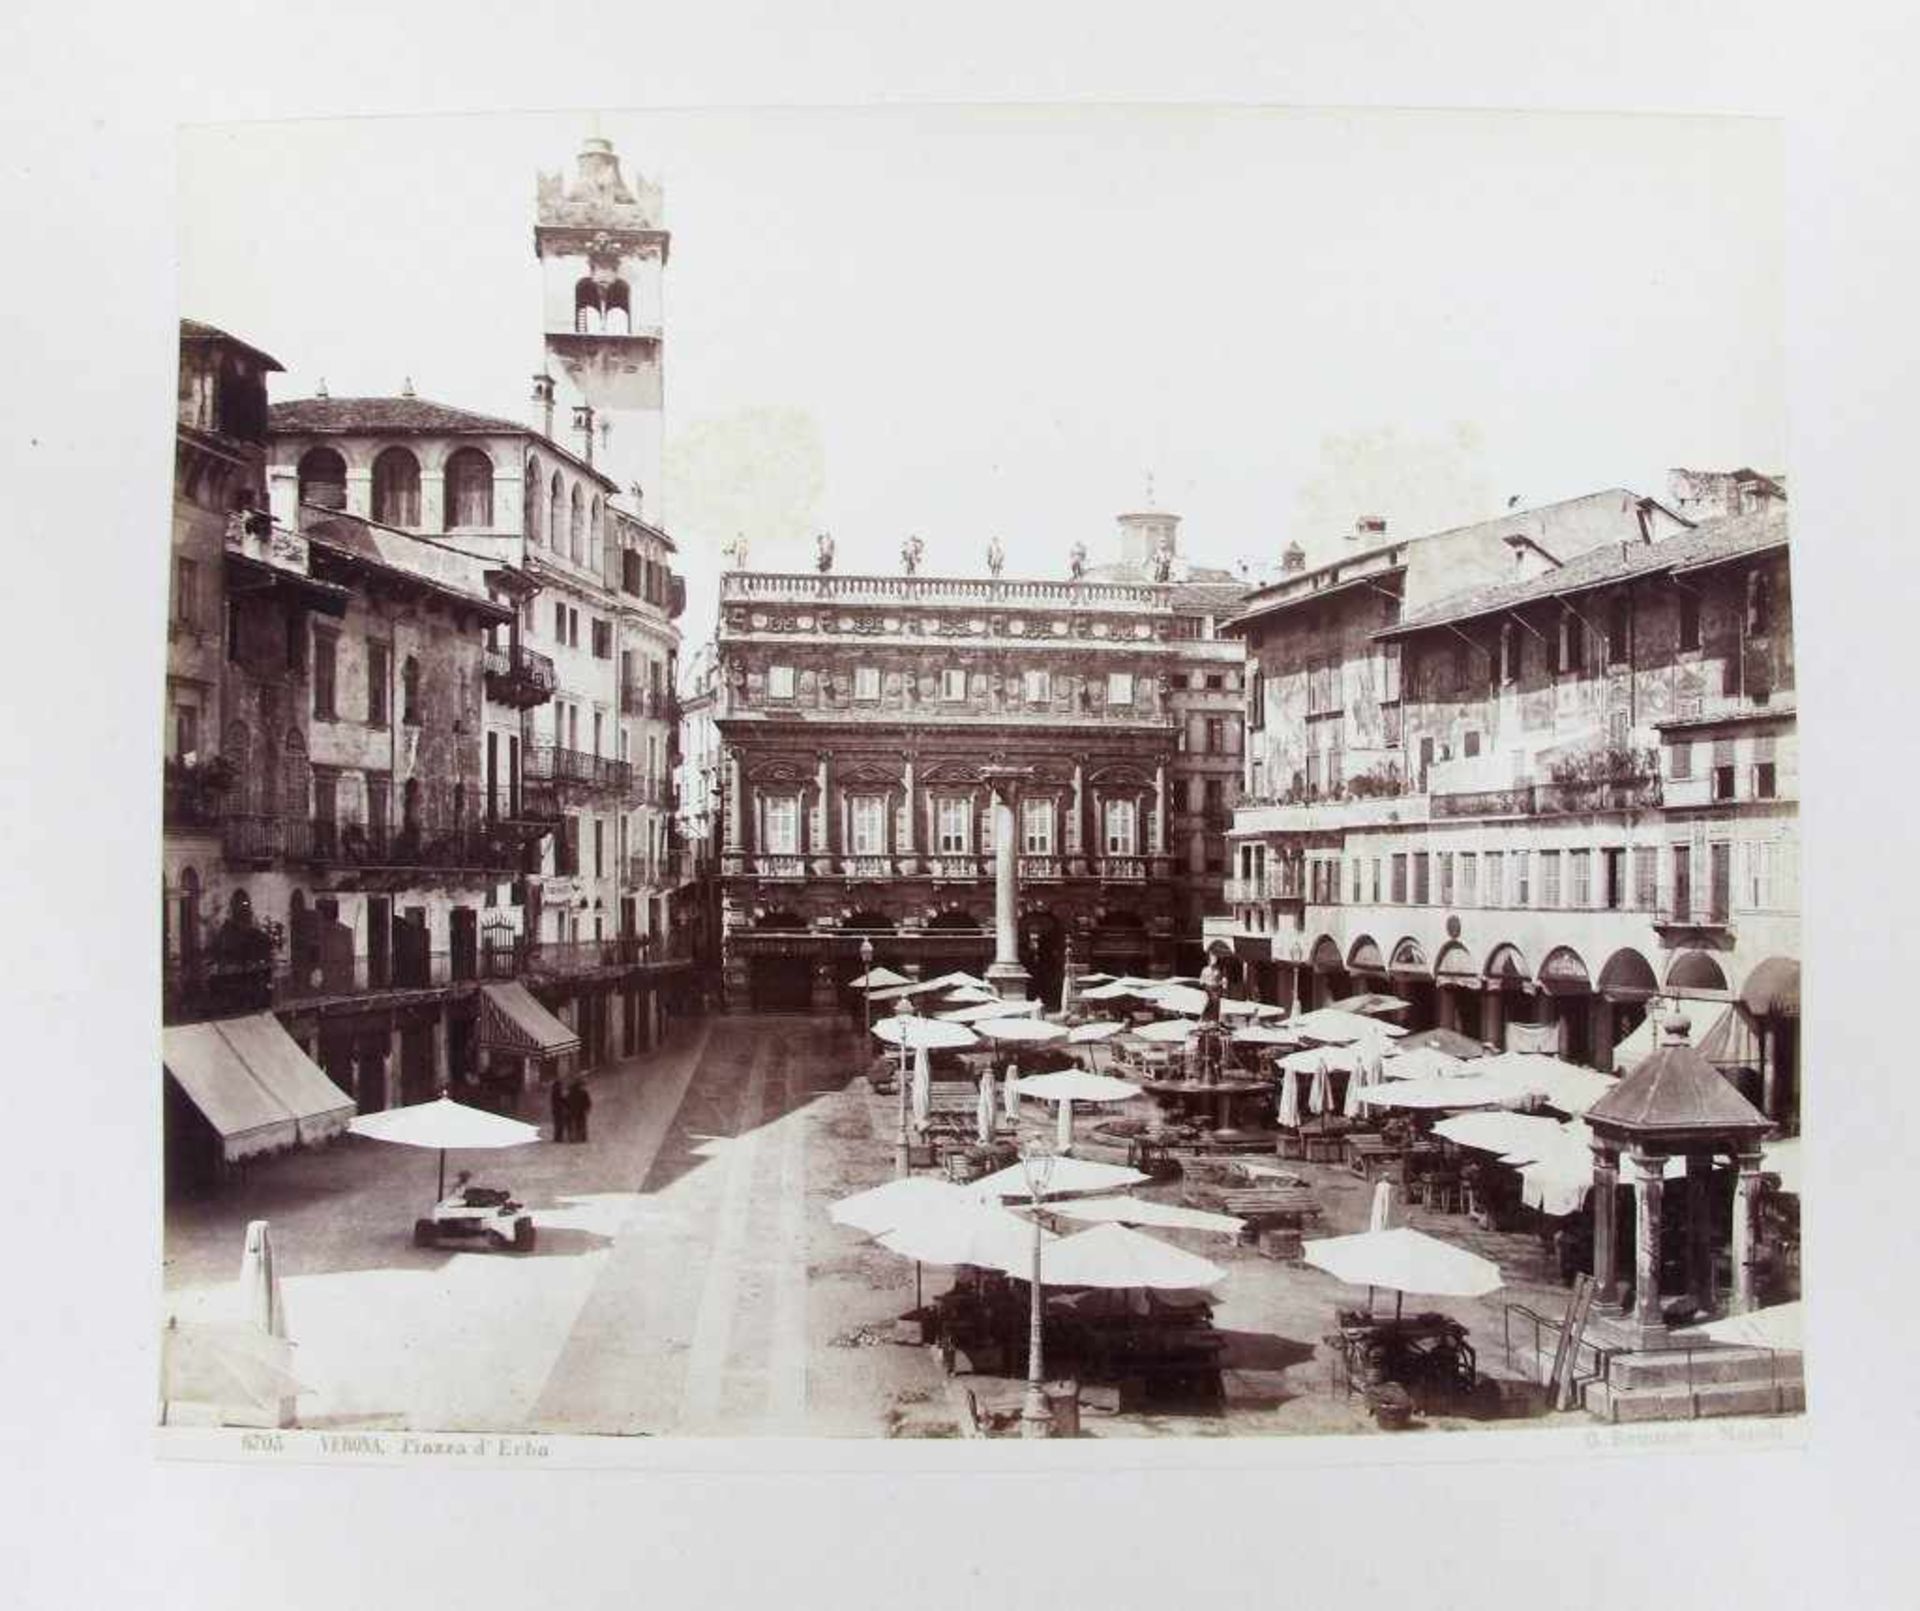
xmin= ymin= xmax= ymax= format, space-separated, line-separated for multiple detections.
xmin=572 ymin=403 xmax=595 ymax=466
xmin=401 ymin=376 xmax=416 ymax=400
xmin=1351 ymin=515 xmax=1387 ymax=547
xmin=531 ymin=373 xmax=556 ymax=439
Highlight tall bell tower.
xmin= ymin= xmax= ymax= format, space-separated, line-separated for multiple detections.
xmin=533 ymin=134 xmax=668 ymax=516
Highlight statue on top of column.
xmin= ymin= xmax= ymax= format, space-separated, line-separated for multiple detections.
xmin=814 ymin=531 xmax=835 ymax=573
xmin=986 ymin=534 xmax=1006 ymax=577
xmin=1068 ymin=539 xmax=1088 ymax=581
xmin=723 ymin=533 xmax=749 ymax=571
xmin=901 ymin=533 xmax=926 ymax=575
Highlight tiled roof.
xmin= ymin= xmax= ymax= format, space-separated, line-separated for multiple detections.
xmin=1380 ymin=502 xmax=1789 ymax=640
xmin=1587 ymin=1025 xmax=1772 ymax=1137
xmin=180 ymin=318 xmax=283 ymax=371
xmin=269 ymin=396 xmax=530 ymax=436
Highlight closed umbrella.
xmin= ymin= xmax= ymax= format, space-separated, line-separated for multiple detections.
xmin=1003 ymin=1062 xmax=1022 ymax=1121
xmin=1044 ymin=1195 xmax=1245 ymax=1236
xmin=1303 ymin=1226 xmax=1504 ymax=1318
xmin=1368 ymin=1180 xmax=1395 ymax=1233
xmin=237 ymin=1219 xmax=292 ymax=1428
xmin=1056 ymin=1098 xmax=1074 ymax=1154
xmin=911 ymin=1046 xmax=932 ymax=1127
xmin=976 ymin=1067 xmax=996 ymax=1145
xmin=972 ymin=1156 xmax=1148 ymax=1201
xmin=1042 ymin=1223 xmax=1227 ymax=1290
xmin=349 ymin=1095 xmax=542 ymax=1207
xmin=1309 ymin=1055 xmax=1332 ymax=1116
xmin=1276 ymin=1068 xmax=1303 ymax=1130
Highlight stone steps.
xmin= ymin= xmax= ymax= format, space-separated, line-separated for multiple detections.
xmin=1583 ymin=1374 xmax=1806 ymax=1423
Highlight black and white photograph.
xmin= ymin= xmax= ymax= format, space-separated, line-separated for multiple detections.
xmin=152 ymin=103 xmax=1810 ymax=1446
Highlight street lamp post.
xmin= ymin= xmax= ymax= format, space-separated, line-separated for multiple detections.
xmin=1018 ymin=1142 xmax=1057 ymax=1438
xmin=893 ymin=995 xmax=916 ymax=1179
xmin=859 ymin=935 xmax=875 ymax=1038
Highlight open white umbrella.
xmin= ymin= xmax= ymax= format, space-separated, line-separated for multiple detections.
xmin=872 ymin=1016 xmax=978 ymax=1051
xmin=976 ymin=1017 xmax=1067 ymax=1045
xmin=1146 ymin=983 xmax=1211 ymax=1016
xmin=1044 ymin=1195 xmax=1245 ymax=1237
xmin=1134 ymin=1018 xmax=1200 ymax=1044
xmin=1330 ymin=991 xmax=1412 ymax=1017
xmin=912 ymin=1047 xmax=933 ymax=1127
xmin=1474 ymin=1052 xmax=1618 ymax=1116
xmin=1303 ymin=1226 xmax=1504 ymax=1317
xmin=350 ymin=1095 xmax=542 ymax=1205
xmin=972 ymin=1156 xmax=1148 ymax=1201
xmin=1289 ymin=1008 xmax=1410 ymax=1046
xmin=1233 ymin=1023 xmax=1300 ymax=1047
xmin=1358 ymin=1076 xmax=1508 ymax=1111
xmin=1067 ymin=1020 xmax=1126 ymax=1044
xmin=942 ymin=984 xmax=1002 ymax=1005
xmin=830 ymin=1175 xmax=971 ymax=1234
xmin=849 ymin=965 xmax=911 ymax=990
xmin=1434 ymin=1110 xmax=1568 ymax=1158
xmin=940 ymin=998 xmax=1039 ymax=1023
xmin=1042 ymin=1223 xmax=1227 ymax=1290
xmin=1379 ymin=1046 xmax=1470 ymax=1082
xmin=1017 ymin=1070 xmax=1141 ymax=1104
xmin=877 ymin=1197 xmax=1054 ymax=1277
xmin=1081 ymin=980 xmax=1150 ymax=1002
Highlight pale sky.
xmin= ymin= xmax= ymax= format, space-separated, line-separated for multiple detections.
xmin=179 ymin=106 xmax=1783 ymax=653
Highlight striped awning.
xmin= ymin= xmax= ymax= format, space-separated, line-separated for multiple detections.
xmin=163 ymin=1015 xmax=355 ymax=1164
xmin=479 ymin=982 xmax=580 ymax=1058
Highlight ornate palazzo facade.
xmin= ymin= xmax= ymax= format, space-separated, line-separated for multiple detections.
xmin=713 ymin=564 xmax=1244 ymax=1011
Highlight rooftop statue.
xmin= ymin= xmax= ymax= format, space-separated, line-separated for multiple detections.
xmin=815 ymin=531 xmax=835 ymax=574
xmin=901 ymin=534 xmax=926 ymax=576
xmin=986 ymin=534 xmax=1006 ymax=578
xmin=1068 ymin=539 xmax=1088 ymax=581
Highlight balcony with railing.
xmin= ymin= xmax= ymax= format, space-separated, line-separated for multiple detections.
xmin=1019 ymin=856 xmax=1063 ymax=882
xmin=220 ymin=814 xmax=522 ymax=873
xmin=1098 ymin=856 xmax=1148 ymax=882
xmin=928 ymin=855 xmax=985 ymax=881
xmin=624 ymin=772 xmax=675 ymax=809
xmin=753 ymin=855 xmax=808 ymax=879
xmin=484 ymin=643 xmax=557 ymax=709
xmin=523 ymin=744 xmax=632 ymax=794
xmin=1431 ymin=774 xmax=1662 ymax=820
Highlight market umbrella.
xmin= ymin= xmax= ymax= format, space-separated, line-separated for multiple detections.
xmin=1232 ymin=1023 xmax=1299 ymax=1047
xmin=1434 ymin=1110 xmax=1568 ymax=1159
xmin=976 ymin=1017 xmax=1067 ymax=1045
xmin=1308 ymin=1055 xmax=1332 ymax=1116
xmin=1368 ymin=1180 xmax=1395 ymax=1233
xmin=830 ymin=1175 xmax=972 ymax=1235
xmin=1043 ymin=1195 xmax=1245 ymax=1237
xmin=1146 ymin=983 xmax=1210 ymax=1016
xmin=942 ymin=984 xmax=1002 ymax=1005
xmin=1076 ymin=972 xmax=1116 ymax=987
xmin=976 ymin=1066 xmax=996 ymax=1145
xmin=849 ymin=965 xmax=911 ymax=991
xmin=1055 ymin=1097 xmax=1075 ymax=1153
xmin=236 ymin=1219 xmax=293 ymax=1427
xmin=1302 ymin=1226 xmax=1505 ymax=1318
xmin=1067 ymin=1020 xmax=1126 ymax=1044
xmin=1082 ymin=980 xmax=1151 ymax=1002
xmin=1288 ymin=1008 xmax=1410 ymax=1046
xmin=1675 ymin=1300 xmax=1805 ymax=1352
xmin=1330 ymin=991 xmax=1412 ymax=1017
xmin=1003 ymin=1062 xmax=1022 ymax=1121
xmin=1394 ymin=1026 xmax=1490 ymax=1060
xmin=1474 ymin=1052 xmax=1618 ymax=1116
xmin=1041 ymin=1223 xmax=1227 ymax=1290
xmin=1133 ymin=1018 xmax=1200 ymax=1044
xmin=940 ymin=998 xmax=1040 ymax=1023
xmin=972 ymin=1156 xmax=1148 ymax=1201
xmin=1219 ymin=998 xmax=1286 ymax=1020
xmin=877 ymin=1196 xmax=1055 ymax=1277
xmin=1017 ymin=1070 xmax=1142 ymax=1104
xmin=1379 ymin=1046 xmax=1470 ymax=1082
xmin=872 ymin=1016 xmax=978 ymax=1051
xmin=160 ymin=1318 xmax=308 ymax=1424
xmin=349 ymin=1095 xmax=542 ymax=1205
xmin=1357 ymin=1076 xmax=1508 ymax=1111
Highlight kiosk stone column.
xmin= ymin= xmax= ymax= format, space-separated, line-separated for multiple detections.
xmin=1731 ymin=1148 xmax=1766 ymax=1314
xmin=1631 ymin=1151 xmax=1668 ymax=1335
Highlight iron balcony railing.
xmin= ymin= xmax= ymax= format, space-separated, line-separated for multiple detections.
xmin=483 ymin=643 xmax=557 ymax=708
xmin=1098 ymin=856 xmax=1148 ymax=881
xmin=1431 ymin=775 xmax=1662 ymax=820
xmin=753 ymin=855 xmax=808 ymax=879
xmin=523 ymin=744 xmax=632 ymax=792
xmin=222 ymin=813 xmax=521 ymax=873
xmin=927 ymin=855 xmax=985 ymax=881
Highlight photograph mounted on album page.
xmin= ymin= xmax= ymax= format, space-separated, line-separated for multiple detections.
xmin=157 ymin=103 xmax=1801 ymax=1463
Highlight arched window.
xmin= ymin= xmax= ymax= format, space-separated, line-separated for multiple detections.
xmin=443 ymin=447 xmax=494 ymax=530
xmin=297 ymin=447 xmax=347 ymax=511
xmin=401 ymin=656 xmax=421 ymax=725
xmin=590 ymin=496 xmax=603 ymax=560
xmin=570 ymin=485 xmax=585 ymax=563
xmin=525 ymin=458 xmax=543 ymax=545
xmin=371 ymin=446 xmax=422 ymax=527
xmin=549 ymin=473 xmax=565 ymax=550
xmin=604 ymin=279 xmax=631 ymax=335
xmin=574 ymin=278 xmax=603 ymax=334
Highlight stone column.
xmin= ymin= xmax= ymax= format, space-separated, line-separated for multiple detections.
xmin=1153 ymin=763 xmax=1168 ymax=854
xmin=986 ymin=780 xmax=1029 ymax=1000
xmin=900 ymin=755 xmax=916 ymax=855
xmin=1686 ymin=1153 xmax=1716 ymax=1314
xmin=1069 ymin=763 xmax=1084 ymax=858
xmin=1759 ymin=1025 xmax=1778 ymax=1122
xmin=725 ymin=753 xmax=743 ymax=852
xmin=817 ymin=752 xmax=832 ymax=860
xmin=1631 ymin=1151 xmax=1668 ymax=1336
xmin=1591 ymin=1144 xmax=1620 ymax=1308
xmin=1731 ymin=1148 xmax=1765 ymax=1314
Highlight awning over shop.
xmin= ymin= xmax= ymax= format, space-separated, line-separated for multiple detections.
xmin=1485 ymin=944 xmax=1530 ymax=989
xmin=1388 ymin=938 xmax=1428 ymax=979
xmin=1740 ymin=957 xmax=1800 ymax=1018
xmin=163 ymin=1015 xmax=355 ymax=1165
xmin=1538 ymin=946 xmax=1591 ymax=996
xmin=1666 ymin=950 xmax=1730 ymax=995
xmin=1434 ymin=942 xmax=1480 ymax=989
xmin=1597 ymin=948 xmax=1660 ymax=1003
xmin=479 ymin=982 xmax=581 ymax=1059
xmin=1310 ymin=937 xmax=1344 ymax=973
xmin=1347 ymin=936 xmax=1386 ymax=976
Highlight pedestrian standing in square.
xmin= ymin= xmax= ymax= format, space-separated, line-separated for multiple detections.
xmin=550 ymin=1071 xmax=569 ymax=1143
xmin=569 ymin=1077 xmax=593 ymax=1144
